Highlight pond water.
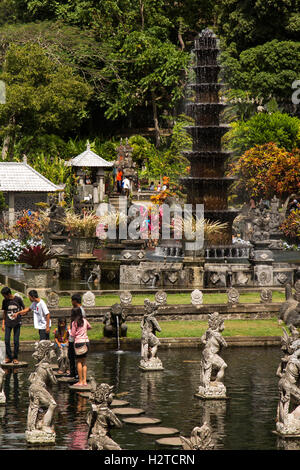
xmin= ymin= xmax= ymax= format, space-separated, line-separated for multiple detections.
xmin=0 ymin=347 xmax=282 ymax=450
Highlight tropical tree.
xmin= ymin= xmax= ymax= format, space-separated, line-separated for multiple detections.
xmin=0 ymin=42 xmax=92 ymax=159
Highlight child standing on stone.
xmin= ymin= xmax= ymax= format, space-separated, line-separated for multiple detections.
xmin=54 ymin=318 xmax=70 ymax=374
xmin=71 ymin=307 xmax=91 ymax=387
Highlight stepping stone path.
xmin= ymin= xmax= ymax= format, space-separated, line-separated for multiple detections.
xmin=156 ymin=437 xmax=182 ymax=447
xmin=69 ymin=384 xmax=92 ymax=391
xmin=138 ymin=426 xmax=179 ymax=436
xmin=57 ymin=376 xmax=77 ymax=383
xmin=122 ymin=417 xmax=161 ymax=425
xmin=111 ymin=399 xmax=130 ymax=407
xmin=1 ymin=362 xmax=28 ymax=369
xmin=113 ymin=407 xmax=145 ymax=416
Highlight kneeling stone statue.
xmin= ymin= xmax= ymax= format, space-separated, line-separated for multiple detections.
xmin=196 ymin=312 xmax=228 ymax=399
xmin=25 ymin=341 xmax=57 ymax=445
xmin=87 ymin=379 xmax=122 ymax=450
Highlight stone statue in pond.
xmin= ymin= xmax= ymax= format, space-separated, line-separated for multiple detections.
xmin=103 ymin=303 xmax=127 ymax=338
xmin=196 ymin=312 xmax=227 ymax=399
xmin=87 ymin=379 xmax=122 ymax=450
xmin=139 ymin=299 xmax=163 ymax=371
xmin=25 ymin=341 xmax=57 ymax=445
xmin=276 ymin=327 xmax=300 ymax=436
xmin=279 ymin=283 xmax=300 ymax=327
xmin=180 ymin=422 xmax=214 ymax=450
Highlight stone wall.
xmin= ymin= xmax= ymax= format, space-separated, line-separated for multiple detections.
xmin=16 ymin=302 xmax=280 ymax=324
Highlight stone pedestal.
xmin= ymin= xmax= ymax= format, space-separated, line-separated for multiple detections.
xmin=139 ymin=357 xmax=164 ymax=371
xmin=25 ymin=430 xmax=56 ymax=445
xmin=195 ymin=382 xmax=227 ymax=400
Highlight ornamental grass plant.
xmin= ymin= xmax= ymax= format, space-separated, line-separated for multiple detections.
xmin=63 ymin=210 xmax=100 ymax=237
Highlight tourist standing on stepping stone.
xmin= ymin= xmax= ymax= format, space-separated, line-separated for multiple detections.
xmin=16 ymin=290 xmax=51 ymax=340
xmin=70 ymin=307 xmax=91 ymax=386
xmin=1 ymin=287 xmax=26 ymax=364
xmin=68 ymin=294 xmax=86 ymax=379
xmin=54 ymin=318 xmax=70 ymax=375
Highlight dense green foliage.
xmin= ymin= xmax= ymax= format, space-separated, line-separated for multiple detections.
xmin=0 ymin=0 xmax=299 ymax=196
xmin=225 ymin=112 xmax=300 ymax=156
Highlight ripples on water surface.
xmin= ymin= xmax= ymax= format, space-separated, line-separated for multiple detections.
xmin=0 ymin=347 xmax=281 ymax=450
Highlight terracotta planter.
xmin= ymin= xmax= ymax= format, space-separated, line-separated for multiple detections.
xmin=71 ymin=237 xmax=96 ymax=257
xmin=22 ymin=267 xmax=55 ymax=289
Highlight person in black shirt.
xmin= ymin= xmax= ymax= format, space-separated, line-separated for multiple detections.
xmin=1 ymin=287 xmax=26 ymax=364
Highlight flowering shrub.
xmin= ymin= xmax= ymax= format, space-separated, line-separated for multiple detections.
xmin=0 ymin=238 xmax=42 ymax=262
xmin=280 ymin=209 xmax=300 ymax=243
xmin=230 ymin=143 xmax=300 ymax=200
xmin=9 ymin=210 xmax=49 ymax=242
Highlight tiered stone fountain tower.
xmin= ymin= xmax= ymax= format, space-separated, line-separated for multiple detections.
xmin=182 ymin=28 xmax=238 ymax=246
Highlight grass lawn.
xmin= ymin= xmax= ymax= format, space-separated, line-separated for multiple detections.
xmin=6 ymin=289 xmax=285 ymax=308
xmin=17 ymin=318 xmax=283 ymax=341
xmin=55 ymin=291 xmax=284 ymax=308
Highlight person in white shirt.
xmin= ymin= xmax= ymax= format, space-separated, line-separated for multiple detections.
xmin=122 ymin=177 xmax=131 ymax=197
xmin=15 ymin=290 xmax=51 ymax=340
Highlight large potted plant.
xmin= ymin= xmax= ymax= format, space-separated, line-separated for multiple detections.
xmin=19 ymin=245 xmax=55 ymax=288
xmin=63 ymin=210 xmax=100 ymax=257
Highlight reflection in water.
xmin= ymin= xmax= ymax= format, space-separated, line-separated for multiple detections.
xmin=195 ymin=400 xmax=227 ymax=449
xmin=0 ymin=347 xmax=284 ymax=450
xmin=139 ymin=371 xmax=163 ymax=410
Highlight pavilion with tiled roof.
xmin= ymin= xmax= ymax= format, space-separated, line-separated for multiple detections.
xmin=0 ymin=158 xmax=60 ymax=226
xmin=65 ymin=142 xmax=113 ymax=208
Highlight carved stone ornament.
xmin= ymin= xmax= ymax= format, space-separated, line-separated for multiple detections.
xmin=191 ymin=289 xmax=203 ymax=306
xmin=236 ymin=272 xmax=249 ymax=285
xmin=258 ymin=271 xmax=271 ymax=285
xmin=210 ymin=273 xmax=220 ymax=285
xmin=260 ymin=288 xmax=272 ymax=303
xmin=82 ymin=291 xmax=96 ymax=307
xmin=167 ymin=272 xmax=178 ymax=284
xmin=155 ymin=290 xmax=167 ymax=305
xmin=46 ymin=291 xmax=60 ymax=309
xmin=277 ymin=273 xmax=288 ymax=285
xmin=227 ymin=287 xmax=239 ymax=305
xmin=119 ymin=291 xmax=132 ymax=306
xmin=141 ymin=271 xmax=150 ymax=284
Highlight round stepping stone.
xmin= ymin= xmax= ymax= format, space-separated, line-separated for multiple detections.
xmin=115 ymin=391 xmax=130 ymax=397
xmin=1 ymin=361 xmax=28 ymax=369
xmin=113 ymin=407 xmax=145 ymax=416
xmin=111 ymin=399 xmax=129 ymax=407
xmin=69 ymin=384 xmax=92 ymax=391
xmin=138 ymin=427 xmax=179 ymax=436
xmin=54 ymin=371 xmax=69 ymax=377
xmin=57 ymin=376 xmax=77 ymax=383
xmin=156 ymin=437 xmax=182 ymax=447
xmin=122 ymin=416 xmax=161 ymax=425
